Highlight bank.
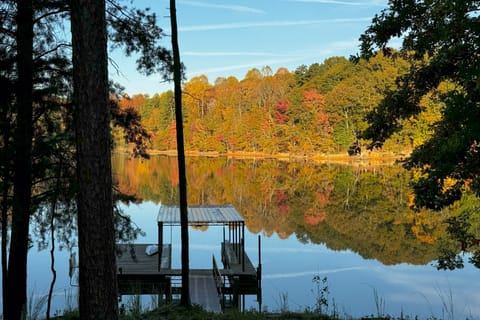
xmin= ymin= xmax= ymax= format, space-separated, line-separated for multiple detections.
xmin=117 ymin=147 xmax=409 ymax=166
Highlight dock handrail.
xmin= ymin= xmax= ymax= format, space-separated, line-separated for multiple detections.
xmin=212 ymin=255 xmax=223 ymax=296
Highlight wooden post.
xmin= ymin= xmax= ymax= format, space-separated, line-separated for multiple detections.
xmin=241 ymin=222 xmax=245 ymax=272
xmin=223 ymin=225 xmax=225 ymax=244
xmin=235 ymin=222 xmax=239 ymax=258
xmin=257 ymin=234 xmax=262 ymax=311
xmin=158 ymin=221 xmax=163 ymax=271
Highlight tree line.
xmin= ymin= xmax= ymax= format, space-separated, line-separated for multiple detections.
xmin=115 ymin=52 xmax=445 ymax=157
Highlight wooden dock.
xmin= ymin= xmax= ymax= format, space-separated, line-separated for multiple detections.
xmin=116 ymin=205 xmax=262 ymax=312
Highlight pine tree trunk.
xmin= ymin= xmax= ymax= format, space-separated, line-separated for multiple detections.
xmin=71 ymin=1 xmax=118 ymax=319
xmin=5 ymin=0 xmax=34 ymax=318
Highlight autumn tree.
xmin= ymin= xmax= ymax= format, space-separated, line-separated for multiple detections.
xmin=323 ymin=52 xmax=408 ymax=152
xmin=359 ymin=0 xmax=480 ymax=268
xmin=138 ymin=91 xmax=175 ymax=150
xmin=295 ymin=57 xmax=354 ymax=94
xmin=208 ymin=76 xmax=242 ymax=152
xmin=359 ymin=0 xmax=480 ymax=209
xmin=182 ymin=75 xmax=213 ymax=150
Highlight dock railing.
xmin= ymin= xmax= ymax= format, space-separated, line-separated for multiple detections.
xmin=212 ymin=255 xmax=225 ymax=309
xmin=212 ymin=255 xmax=223 ymax=294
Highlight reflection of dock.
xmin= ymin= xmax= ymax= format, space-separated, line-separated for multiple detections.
xmin=116 ymin=205 xmax=261 ymax=312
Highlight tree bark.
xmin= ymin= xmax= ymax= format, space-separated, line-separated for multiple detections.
xmin=170 ymin=0 xmax=190 ymax=306
xmin=5 ymin=0 xmax=34 ymax=318
xmin=71 ymin=0 xmax=118 ymax=319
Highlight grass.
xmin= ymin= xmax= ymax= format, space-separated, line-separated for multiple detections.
xmin=49 ymin=276 xmax=474 ymax=320
xmin=53 ymin=304 xmax=444 ymax=320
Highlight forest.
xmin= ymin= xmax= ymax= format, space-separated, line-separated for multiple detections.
xmin=113 ymin=52 xmax=446 ymax=157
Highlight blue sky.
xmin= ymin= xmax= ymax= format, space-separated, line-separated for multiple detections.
xmin=110 ymin=0 xmax=389 ymax=96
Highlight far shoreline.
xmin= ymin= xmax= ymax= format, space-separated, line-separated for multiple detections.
xmin=115 ymin=147 xmax=410 ymax=166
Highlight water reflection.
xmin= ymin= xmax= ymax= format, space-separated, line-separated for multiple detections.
xmin=113 ymin=154 xmax=449 ymax=266
xmin=110 ymin=154 xmax=480 ymax=318
xmin=1 ymin=154 xmax=479 ymax=318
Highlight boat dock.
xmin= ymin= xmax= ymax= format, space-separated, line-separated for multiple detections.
xmin=116 ymin=205 xmax=262 ymax=312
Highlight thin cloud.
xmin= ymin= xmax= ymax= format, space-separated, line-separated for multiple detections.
xmin=178 ymin=17 xmax=372 ymax=32
xmin=179 ymin=0 xmax=265 ymax=14
xmin=288 ymin=0 xmax=386 ymax=6
xmin=185 ymin=57 xmax=305 ymax=77
xmin=184 ymin=40 xmax=362 ymax=78
xmin=182 ymin=51 xmax=295 ymax=57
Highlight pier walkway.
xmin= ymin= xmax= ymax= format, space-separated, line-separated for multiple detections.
xmin=190 ymin=273 xmax=222 ymax=312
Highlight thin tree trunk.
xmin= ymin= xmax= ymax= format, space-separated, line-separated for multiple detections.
xmin=46 ymin=159 xmax=62 ymax=320
xmin=71 ymin=0 xmax=118 ymax=318
xmin=5 ymin=0 xmax=34 ymax=318
xmin=1 ymin=111 xmax=12 ymax=318
xmin=170 ymin=0 xmax=190 ymax=307
xmin=46 ymin=199 xmax=57 ymax=320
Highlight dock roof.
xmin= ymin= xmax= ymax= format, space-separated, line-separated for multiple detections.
xmin=157 ymin=205 xmax=244 ymax=225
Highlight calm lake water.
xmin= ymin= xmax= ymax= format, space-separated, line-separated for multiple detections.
xmin=2 ymin=154 xmax=480 ymax=318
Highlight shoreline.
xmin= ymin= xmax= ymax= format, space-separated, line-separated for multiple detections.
xmin=116 ymin=147 xmax=409 ymax=165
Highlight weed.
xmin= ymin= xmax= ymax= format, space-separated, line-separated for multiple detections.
xmin=312 ymin=274 xmax=330 ymax=316
xmin=435 ymin=284 xmax=454 ymax=320
xmin=64 ymin=287 xmax=78 ymax=314
xmin=276 ymin=292 xmax=289 ymax=313
xmin=371 ymin=287 xmax=386 ymax=318
xmin=27 ymin=289 xmax=48 ymax=320
xmin=126 ymin=294 xmax=143 ymax=316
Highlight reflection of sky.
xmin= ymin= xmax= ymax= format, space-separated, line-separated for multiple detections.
xmin=3 ymin=201 xmax=480 ymax=318
xmin=123 ymin=202 xmax=480 ymax=318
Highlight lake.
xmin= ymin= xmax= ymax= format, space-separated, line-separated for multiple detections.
xmin=2 ymin=154 xmax=480 ymax=318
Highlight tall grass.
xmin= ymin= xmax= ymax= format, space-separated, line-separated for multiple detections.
xmin=27 ymin=289 xmax=48 ymax=320
xmin=371 ymin=287 xmax=386 ymax=318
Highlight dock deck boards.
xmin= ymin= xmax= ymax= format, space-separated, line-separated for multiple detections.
xmin=117 ymin=243 xmax=171 ymax=275
xmin=116 ymin=241 xmax=259 ymax=310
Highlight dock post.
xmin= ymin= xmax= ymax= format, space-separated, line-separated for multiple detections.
xmin=158 ymin=221 xmax=163 ymax=271
xmin=257 ymin=234 xmax=262 ymax=312
xmin=242 ymin=222 xmax=245 ymax=272
xmin=233 ymin=222 xmax=237 ymax=257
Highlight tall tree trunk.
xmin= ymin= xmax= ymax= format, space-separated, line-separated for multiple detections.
xmin=170 ymin=0 xmax=190 ymax=306
xmin=71 ymin=1 xmax=118 ymax=319
xmin=5 ymin=0 xmax=34 ymax=318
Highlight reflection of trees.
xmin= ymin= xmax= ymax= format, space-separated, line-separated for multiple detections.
xmin=435 ymin=195 xmax=480 ymax=269
xmin=112 ymin=154 xmax=477 ymax=266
